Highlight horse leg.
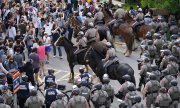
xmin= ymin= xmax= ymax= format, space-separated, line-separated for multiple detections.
xmin=68 ymin=64 xmax=74 ymax=83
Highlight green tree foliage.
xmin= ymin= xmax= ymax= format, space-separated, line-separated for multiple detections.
xmin=141 ymin=0 xmax=180 ymax=14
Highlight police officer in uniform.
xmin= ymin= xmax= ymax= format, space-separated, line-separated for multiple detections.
xmin=169 ymin=34 xmax=178 ymax=50
xmin=132 ymin=95 xmax=144 ymax=108
xmin=84 ymin=12 xmax=94 ymax=27
xmin=25 ymin=89 xmax=44 ymax=108
xmin=67 ymin=88 xmax=89 ymax=108
xmin=163 ymin=56 xmax=179 ymax=78
xmin=118 ymin=100 xmax=128 ymax=108
xmin=115 ymin=74 xmax=133 ymax=100
xmin=84 ymin=22 xmax=99 ymax=46
xmin=102 ymin=42 xmax=118 ymax=74
xmin=147 ymin=40 xmax=157 ymax=64
xmin=45 ymin=82 xmax=61 ymax=108
xmin=125 ymin=83 xmax=138 ymax=108
xmin=102 ymin=74 xmax=114 ymax=108
xmin=149 ymin=65 xmax=161 ymax=81
xmin=93 ymin=7 xmax=105 ymax=25
xmin=0 ymin=96 xmax=10 ymax=108
xmin=155 ymin=87 xmax=172 ymax=108
xmin=143 ymin=74 xmax=160 ymax=108
xmin=91 ymin=83 xmax=108 ymax=108
xmin=171 ymin=39 xmax=180 ymax=63
xmin=168 ymin=80 xmax=180 ymax=108
xmin=160 ymin=70 xmax=175 ymax=90
xmin=17 ymin=75 xmax=33 ymax=108
xmin=137 ymin=57 xmax=152 ymax=91
xmin=50 ymin=93 xmax=66 ymax=108
xmin=159 ymin=49 xmax=171 ymax=71
xmin=132 ymin=8 xmax=144 ymax=33
xmin=112 ymin=4 xmax=126 ymax=23
xmin=0 ymin=72 xmax=7 ymax=85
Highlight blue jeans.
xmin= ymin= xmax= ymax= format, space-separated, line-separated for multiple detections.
xmin=53 ymin=44 xmax=62 ymax=57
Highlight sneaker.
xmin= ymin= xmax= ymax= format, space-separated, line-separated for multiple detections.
xmin=53 ymin=56 xmax=56 ymax=58
xmin=60 ymin=56 xmax=63 ymax=59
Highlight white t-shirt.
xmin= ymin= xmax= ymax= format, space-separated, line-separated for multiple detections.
xmin=44 ymin=22 xmax=53 ymax=35
xmin=43 ymin=36 xmax=51 ymax=46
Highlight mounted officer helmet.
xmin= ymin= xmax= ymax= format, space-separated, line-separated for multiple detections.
xmin=122 ymin=74 xmax=131 ymax=81
xmin=78 ymin=31 xmax=84 ymax=37
xmin=163 ymin=50 xmax=171 ymax=56
xmin=154 ymin=33 xmax=161 ymax=39
xmin=88 ymin=22 xmax=94 ymax=28
xmin=118 ymin=4 xmax=122 ymax=8
xmin=149 ymin=74 xmax=156 ymax=80
xmin=147 ymin=40 xmax=153 ymax=45
xmin=72 ymin=88 xmax=80 ymax=95
xmin=94 ymin=83 xmax=102 ymax=90
xmin=162 ymin=43 xmax=169 ymax=49
xmin=0 ymin=96 xmax=4 ymax=103
xmin=143 ymin=57 xmax=150 ymax=63
xmin=95 ymin=7 xmax=99 ymax=11
xmin=170 ymin=79 xmax=178 ymax=86
xmin=151 ymin=65 xmax=158 ymax=71
xmin=134 ymin=95 xmax=141 ymax=103
xmin=48 ymin=69 xmax=55 ymax=75
xmin=127 ymin=83 xmax=136 ymax=91
xmin=168 ymin=55 xmax=177 ymax=62
xmin=171 ymin=34 xmax=178 ymax=40
xmin=119 ymin=101 xmax=127 ymax=108
xmin=138 ymin=8 xmax=142 ymax=12
xmin=0 ymin=72 xmax=6 ymax=79
xmin=56 ymin=92 xmax=64 ymax=99
xmin=159 ymin=87 xmax=166 ymax=93
xmin=30 ymin=88 xmax=37 ymax=96
xmin=79 ymin=67 xmax=85 ymax=74
xmin=87 ymin=12 xmax=92 ymax=17
xmin=22 ymin=74 xmax=28 ymax=82
xmin=102 ymin=74 xmax=110 ymax=84
xmin=174 ymin=39 xmax=180 ymax=45
xmin=106 ymin=42 xmax=112 ymax=48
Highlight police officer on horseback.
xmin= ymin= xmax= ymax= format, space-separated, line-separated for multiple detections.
xmin=102 ymin=42 xmax=118 ymax=74
xmin=93 ymin=6 xmax=105 ymax=25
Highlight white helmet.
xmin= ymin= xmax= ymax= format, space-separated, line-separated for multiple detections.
xmin=95 ymin=7 xmax=99 ymax=11
xmin=106 ymin=42 xmax=112 ymax=47
xmin=87 ymin=12 xmax=92 ymax=17
xmin=78 ymin=31 xmax=84 ymax=36
xmin=103 ymin=74 xmax=109 ymax=79
xmin=138 ymin=8 xmax=142 ymax=12
xmin=118 ymin=4 xmax=122 ymax=8
xmin=88 ymin=22 xmax=94 ymax=27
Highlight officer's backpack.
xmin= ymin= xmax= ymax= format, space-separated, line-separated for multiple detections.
xmin=103 ymin=84 xmax=114 ymax=98
xmin=148 ymin=45 xmax=156 ymax=56
xmin=158 ymin=94 xmax=171 ymax=107
xmin=72 ymin=96 xmax=86 ymax=108
xmin=164 ymin=75 xmax=174 ymax=89
xmin=149 ymin=80 xmax=160 ymax=92
xmin=97 ymin=90 xmax=107 ymax=105
xmin=79 ymin=86 xmax=90 ymax=101
xmin=169 ymin=87 xmax=180 ymax=100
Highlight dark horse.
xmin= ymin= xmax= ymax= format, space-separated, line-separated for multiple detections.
xmin=55 ymin=36 xmax=88 ymax=83
xmin=85 ymin=45 xmax=136 ymax=85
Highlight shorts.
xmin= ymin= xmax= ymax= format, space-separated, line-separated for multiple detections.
xmin=45 ymin=45 xmax=51 ymax=52
xmin=34 ymin=68 xmax=40 ymax=74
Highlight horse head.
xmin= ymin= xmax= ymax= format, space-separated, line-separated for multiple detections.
xmin=102 ymin=6 xmax=113 ymax=23
xmin=55 ymin=36 xmax=73 ymax=47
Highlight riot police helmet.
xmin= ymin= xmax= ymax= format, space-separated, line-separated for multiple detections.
xmin=134 ymin=95 xmax=141 ymax=103
xmin=119 ymin=101 xmax=128 ymax=108
xmin=72 ymin=88 xmax=80 ymax=95
xmin=22 ymin=74 xmax=28 ymax=82
xmin=159 ymin=30 xmax=165 ymax=35
xmin=56 ymin=92 xmax=64 ymax=99
xmin=88 ymin=22 xmax=94 ymax=28
xmin=171 ymin=34 xmax=178 ymax=40
xmin=0 ymin=72 xmax=6 ymax=79
xmin=151 ymin=65 xmax=158 ymax=71
xmin=168 ymin=55 xmax=177 ymax=62
xmin=79 ymin=67 xmax=85 ymax=74
xmin=147 ymin=40 xmax=153 ymax=45
xmin=118 ymin=4 xmax=122 ymax=8
xmin=94 ymin=83 xmax=102 ymax=90
xmin=106 ymin=42 xmax=112 ymax=48
xmin=170 ymin=79 xmax=178 ymax=86
xmin=30 ymin=88 xmax=37 ymax=96
xmin=163 ymin=50 xmax=171 ymax=56
xmin=154 ymin=33 xmax=161 ymax=39
xmin=174 ymin=39 xmax=180 ymax=45
xmin=162 ymin=43 xmax=168 ymax=49
xmin=138 ymin=8 xmax=142 ymax=12
xmin=143 ymin=57 xmax=150 ymax=63
xmin=159 ymin=87 xmax=166 ymax=93
xmin=102 ymin=74 xmax=110 ymax=84
xmin=87 ymin=12 xmax=92 ymax=17
xmin=149 ymin=74 xmax=156 ymax=80
xmin=78 ymin=31 xmax=84 ymax=37
xmin=95 ymin=6 xmax=100 ymax=11
xmin=122 ymin=74 xmax=131 ymax=81
xmin=127 ymin=83 xmax=136 ymax=91
xmin=0 ymin=96 xmax=4 ymax=103
xmin=48 ymin=69 xmax=55 ymax=75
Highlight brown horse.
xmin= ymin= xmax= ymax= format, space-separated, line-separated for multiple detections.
xmin=68 ymin=13 xmax=82 ymax=27
xmin=102 ymin=7 xmax=134 ymax=56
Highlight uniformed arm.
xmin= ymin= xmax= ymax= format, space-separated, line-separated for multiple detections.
xmin=24 ymin=97 xmax=30 ymax=107
xmin=50 ymin=101 xmax=55 ymax=108
xmin=73 ymin=39 xmax=81 ymax=48
xmin=0 ymin=63 xmax=8 ymax=74
xmin=102 ymin=50 xmax=110 ymax=62
xmin=113 ymin=10 xmax=118 ymax=18
xmin=66 ymin=99 xmax=72 ymax=108
xmin=139 ymin=65 xmax=146 ymax=76
xmin=95 ymin=30 xmax=100 ymax=41
xmin=143 ymin=83 xmax=149 ymax=99
xmin=93 ymin=13 xmax=98 ymax=21
xmin=83 ymin=97 xmax=90 ymax=108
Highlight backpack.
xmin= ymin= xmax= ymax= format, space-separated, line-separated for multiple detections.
xmin=103 ymin=84 xmax=114 ymax=97
xmin=97 ymin=90 xmax=107 ymax=105
xmin=29 ymin=97 xmax=41 ymax=108
xmin=72 ymin=96 xmax=86 ymax=108
xmin=55 ymin=100 xmax=66 ymax=108
xmin=159 ymin=94 xmax=171 ymax=107
xmin=169 ymin=87 xmax=180 ymax=100
xmin=149 ymin=80 xmax=160 ymax=92
xmin=148 ymin=45 xmax=156 ymax=56
xmin=164 ymin=75 xmax=174 ymax=89
xmin=79 ymin=86 xmax=90 ymax=101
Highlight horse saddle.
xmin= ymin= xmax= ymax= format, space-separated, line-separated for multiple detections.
xmin=75 ymin=48 xmax=87 ymax=54
xmin=95 ymin=20 xmax=104 ymax=25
